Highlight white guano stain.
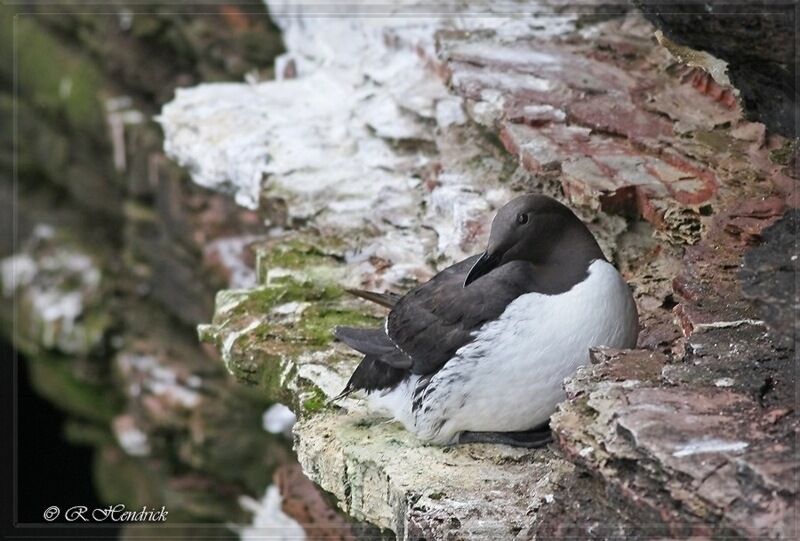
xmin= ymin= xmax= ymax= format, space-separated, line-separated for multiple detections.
xmin=236 ymin=485 xmax=306 ymax=540
xmin=221 ymin=318 xmax=263 ymax=367
xmin=262 ymin=403 xmax=297 ymax=435
xmin=672 ymin=438 xmax=749 ymax=458
xmin=692 ymin=319 xmax=765 ymax=332
xmin=158 ymin=2 xmax=576 ymax=288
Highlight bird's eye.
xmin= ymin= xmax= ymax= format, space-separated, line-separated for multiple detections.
xmin=516 ymin=213 xmax=529 ymax=225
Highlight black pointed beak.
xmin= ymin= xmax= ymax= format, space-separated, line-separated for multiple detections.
xmin=464 ymin=251 xmax=501 ymax=287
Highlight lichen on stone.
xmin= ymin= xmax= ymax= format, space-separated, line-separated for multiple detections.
xmin=199 ymin=234 xmax=383 ymax=416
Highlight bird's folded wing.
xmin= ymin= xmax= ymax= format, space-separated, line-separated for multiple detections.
xmin=334 ymin=326 xmax=412 ymax=368
xmin=387 ymin=256 xmax=534 ymax=377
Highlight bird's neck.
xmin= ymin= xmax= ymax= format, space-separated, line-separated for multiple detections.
xmin=530 ymin=229 xmax=605 ymax=294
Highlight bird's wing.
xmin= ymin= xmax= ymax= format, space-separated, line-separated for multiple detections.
xmin=334 ymin=354 xmax=409 ymax=399
xmin=387 ymin=255 xmax=535 ymax=377
xmin=332 ymin=326 xmax=411 ymax=398
xmin=333 ymin=326 xmax=411 ymax=368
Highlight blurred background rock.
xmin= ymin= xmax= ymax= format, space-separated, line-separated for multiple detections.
xmin=0 ymin=3 xmax=365 ymax=539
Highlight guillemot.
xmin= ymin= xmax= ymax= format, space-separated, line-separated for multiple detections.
xmin=334 ymin=194 xmax=639 ymax=447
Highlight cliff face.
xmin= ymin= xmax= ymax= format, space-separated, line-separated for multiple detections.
xmin=635 ymin=1 xmax=797 ymax=139
xmin=158 ymin=1 xmax=797 ymax=539
xmin=3 ymin=1 xmax=796 ymax=539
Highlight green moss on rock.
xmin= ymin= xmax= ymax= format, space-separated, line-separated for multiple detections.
xmin=769 ymin=139 xmax=797 ymax=166
xmin=3 ymin=15 xmax=106 ymax=135
xmin=299 ymin=304 xmax=380 ymax=346
xmin=258 ymin=239 xmax=336 ymax=270
xmin=255 ymin=235 xmax=348 ymax=286
xmin=94 ymin=445 xmax=163 ymax=511
xmin=201 ymin=237 xmax=377 ymax=414
xmin=302 ymin=388 xmax=328 ymax=413
xmin=26 ymin=353 xmax=121 ymax=423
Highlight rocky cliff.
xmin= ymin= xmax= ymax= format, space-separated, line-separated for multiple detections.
xmin=3 ymin=1 xmax=796 ymax=539
xmin=156 ymin=1 xmax=797 ymax=539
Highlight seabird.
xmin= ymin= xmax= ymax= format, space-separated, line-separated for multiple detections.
xmin=334 ymin=194 xmax=638 ymax=447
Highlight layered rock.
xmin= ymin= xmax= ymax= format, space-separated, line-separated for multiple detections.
xmin=552 ymin=200 xmax=797 ymax=538
xmin=159 ymin=1 xmax=797 ymax=538
xmin=636 ymin=1 xmax=797 ymax=138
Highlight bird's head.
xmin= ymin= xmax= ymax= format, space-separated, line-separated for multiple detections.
xmin=463 ymin=194 xmax=604 ymax=287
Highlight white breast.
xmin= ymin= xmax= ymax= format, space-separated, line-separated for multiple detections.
xmin=368 ymin=259 xmax=639 ymax=444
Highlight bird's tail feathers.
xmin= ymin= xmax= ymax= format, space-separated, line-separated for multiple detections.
xmin=345 ymin=288 xmax=400 ymax=308
xmin=334 ymin=326 xmax=396 ymax=355
xmin=328 ymin=386 xmax=353 ymax=404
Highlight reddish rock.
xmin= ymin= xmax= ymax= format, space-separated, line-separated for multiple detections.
xmin=672 ymin=196 xmax=786 ymax=336
xmin=554 ymin=183 xmax=797 ymax=539
xmin=555 ymin=343 xmax=797 ymax=538
xmin=683 ymin=68 xmax=738 ymax=109
xmin=439 ymin=15 xmax=795 ymax=251
xmin=588 ymin=347 xmax=667 ymax=384
xmin=275 ymin=463 xmax=358 ymax=540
